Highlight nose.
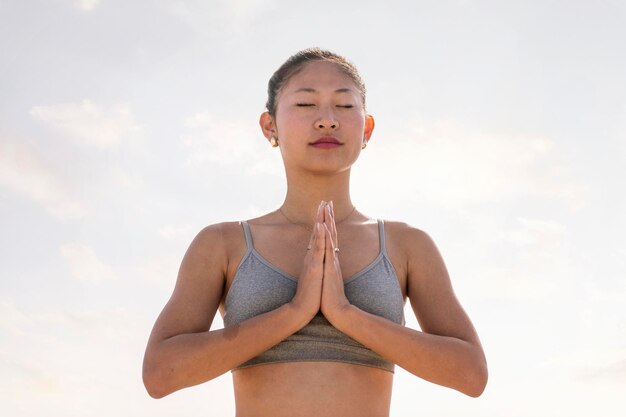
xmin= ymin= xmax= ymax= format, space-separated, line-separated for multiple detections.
xmin=315 ymin=106 xmax=338 ymax=130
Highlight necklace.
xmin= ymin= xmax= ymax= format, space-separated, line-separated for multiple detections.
xmin=278 ymin=205 xmax=357 ymax=232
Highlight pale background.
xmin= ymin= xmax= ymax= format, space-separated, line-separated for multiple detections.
xmin=1 ymin=1 xmax=625 ymax=416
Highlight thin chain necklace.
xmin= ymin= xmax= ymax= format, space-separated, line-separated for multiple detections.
xmin=278 ymin=205 xmax=357 ymax=232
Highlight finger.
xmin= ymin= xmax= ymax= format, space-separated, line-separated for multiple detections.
xmin=324 ymin=224 xmax=340 ymax=278
xmin=329 ymin=201 xmax=338 ymax=248
xmin=314 ymin=222 xmax=326 ymax=261
xmin=308 ymin=202 xmax=325 ymax=249
xmin=323 ymin=223 xmax=336 ymax=255
xmin=307 ymin=222 xmax=317 ymax=252
xmin=317 ymin=201 xmax=326 ymax=223
xmin=325 ymin=204 xmax=338 ymax=250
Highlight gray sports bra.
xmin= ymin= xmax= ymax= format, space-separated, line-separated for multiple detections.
xmin=223 ymin=219 xmax=405 ymax=372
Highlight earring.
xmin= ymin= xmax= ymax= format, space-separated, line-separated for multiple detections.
xmin=270 ymin=136 xmax=279 ymax=147
xmin=361 ymin=141 xmax=367 ymax=150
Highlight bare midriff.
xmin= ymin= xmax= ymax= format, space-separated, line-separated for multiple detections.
xmin=232 ymin=361 xmax=393 ymax=417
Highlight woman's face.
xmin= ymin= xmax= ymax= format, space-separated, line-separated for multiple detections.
xmin=263 ymin=60 xmax=374 ymax=175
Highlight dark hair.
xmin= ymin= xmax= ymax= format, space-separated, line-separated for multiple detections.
xmin=265 ymin=48 xmax=367 ymax=117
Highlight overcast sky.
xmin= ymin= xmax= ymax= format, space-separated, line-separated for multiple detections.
xmin=1 ymin=1 xmax=625 ymax=416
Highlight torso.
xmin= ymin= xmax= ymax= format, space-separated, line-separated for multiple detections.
xmin=218 ymin=213 xmax=409 ymax=417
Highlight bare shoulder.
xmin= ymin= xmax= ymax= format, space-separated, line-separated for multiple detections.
xmin=191 ymin=220 xmax=240 ymax=251
xmin=188 ymin=220 xmax=245 ymax=267
xmin=381 ymin=220 xmax=440 ymax=269
xmin=382 ymin=220 xmax=434 ymax=250
xmin=195 ymin=220 xmax=245 ymax=248
xmin=375 ymin=220 xmax=435 ymax=295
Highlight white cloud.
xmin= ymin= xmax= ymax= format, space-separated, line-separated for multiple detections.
xmin=0 ymin=139 xmax=87 ymax=219
xmin=356 ymin=121 xmax=587 ymax=211
xmin=445 ymin=213 xmax=572 ymax=301
xmin=30 ymin=100 xmax=140 ymax=150
xmin=59 ymin=243 xmax=117 ymax=284
xmin=469 ymin=264 xmax=562 ymax=300
xmin=499 ymin=217 xmax=566 ymax=247
xmin=71 ymin=0 xmax=100 ymax=12
xmin=0 ymin=301 xmax=33 ymax=334
xmin=181 ymin=111 xmax=282 ymax=176
xmin=544 ymin=345 xmax=626 ymax=384
xmin=158 ymin=224 xmax=194 ymax=240
xmin=228 ymin=0 xmax=275 ymax=20
xmin=134 ymin=253 xmax=181 ymax=291
xmin=165 ymin=0 xmax=275 ymax=38
xmin=579 ymin=358 xmax=626 ymax=382
xmin=0 ymin=301 xmax=151 ymax=414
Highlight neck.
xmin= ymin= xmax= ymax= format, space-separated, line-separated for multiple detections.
xmin=279 ymin=169 xmax=355 ymax=226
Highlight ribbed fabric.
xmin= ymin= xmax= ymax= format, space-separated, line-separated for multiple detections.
xmin=223 ymin=219 xmax=405 ymax=372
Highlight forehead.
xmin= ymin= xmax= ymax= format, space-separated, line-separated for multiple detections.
xmin=282 ymin=60 xmax=359 ymax=93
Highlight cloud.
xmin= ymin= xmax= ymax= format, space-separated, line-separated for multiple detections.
xmin=181 ymin=111 xmax=282 ymax=176
xmin=71 ymin=0 xmax=101 ymax=12
xmin=30 ymin=100 xmax=141 ymax=150
xmin=107 ymin=165 xmax=145 ymax=191
xmin=445 ymin=213 xmax=573 ymax=301
xmin=0 ymin=139 xmax=87 ymax=219
xmin=469 ymin=264 xmax=562 ymax=300
xmin=499 ymin=217 xmax=566 ymax=247
xmin=547 ymin=346 xmax=626 ymax=384
xmin=59 ymin=243 xmax=118 ymax=284
xmin=356 ymin=120 xmax=587 ymax=211
xmin=158 ymin=224 xmax=195 ymax=240
xmin=165 ymin=0 xmax=275 ymax=39
xmin=134 ymin=253 xmax=181 ymax=291
xmin=0 ymin=299 xmax=236 ymax=416
xmin=0 ymin=301 xmax=33 ymax=334
xmin=0 ymin=301 xmax=148 ymax=410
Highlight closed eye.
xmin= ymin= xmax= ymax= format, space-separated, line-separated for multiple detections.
xmin=337 ymin=105 xmax=354 ymax=108
xmin=296 ymin=103 xmax=315 ymax=107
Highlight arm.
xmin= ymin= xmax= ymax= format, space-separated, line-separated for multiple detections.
xmin=142 ymin=222 xmax=323 ymax=399
xmin=328 ymin=223 xmax=488 ymax=397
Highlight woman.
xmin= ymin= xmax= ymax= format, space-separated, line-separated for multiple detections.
xmin=142 ymin=48 xmax=488 ymax=416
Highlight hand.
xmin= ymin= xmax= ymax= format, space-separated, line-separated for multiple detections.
xmin=320 ymin=202 xmax=351 ymax=323
xmin=289 ymin=201 xmax=326 ymax=321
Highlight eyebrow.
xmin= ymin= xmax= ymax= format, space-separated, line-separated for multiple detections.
xmin=293 ymin=87 xmax=355 ymax=94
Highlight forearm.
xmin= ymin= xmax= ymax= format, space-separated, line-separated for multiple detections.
xmin=334 ymin=306 xmax=488 ymax=397
xmin=143 ymin=302 xmax=309 ymax=398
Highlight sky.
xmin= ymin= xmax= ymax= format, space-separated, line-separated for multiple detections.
xmin=1 ymin=0 xmax=625 ymax=416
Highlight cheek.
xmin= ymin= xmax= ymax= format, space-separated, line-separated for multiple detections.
xmin=346 ymin=114 xmax=366 ymax=131
xmin=276 ymin=111 xmax=307 ymax=134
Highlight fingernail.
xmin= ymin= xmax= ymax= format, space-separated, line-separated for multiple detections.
xmin=330 ymin=201 xmax=334 ymax=210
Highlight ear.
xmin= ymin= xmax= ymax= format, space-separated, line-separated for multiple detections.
xmin=363 ymin=114 xmax=375 ymax=142
xmin=259 ymin=112 xmax=277 ymax=141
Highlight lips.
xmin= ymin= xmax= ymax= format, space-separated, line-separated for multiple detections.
xmin=310 ymin=136 xmax=342 ymax=145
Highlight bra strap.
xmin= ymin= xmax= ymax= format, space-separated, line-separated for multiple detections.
xmin=240 ymin=221 xmax=254 ymax=254
xmin=377 ymin=219 xmax=389 ymax=257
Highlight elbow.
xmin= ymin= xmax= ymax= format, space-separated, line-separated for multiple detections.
xmin=142 ymin=359 xmax=172 ymax=399
xmin=143 ymin=369 xmax=166 ymax=399
xmin=462 ymin=358 xmax=488 ymax=398
xmin=144 ymin=384 xmax=168 ymax=400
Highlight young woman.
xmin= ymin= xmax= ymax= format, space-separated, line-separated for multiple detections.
xmin=142 ymin=48 xmax=487 ymax=417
